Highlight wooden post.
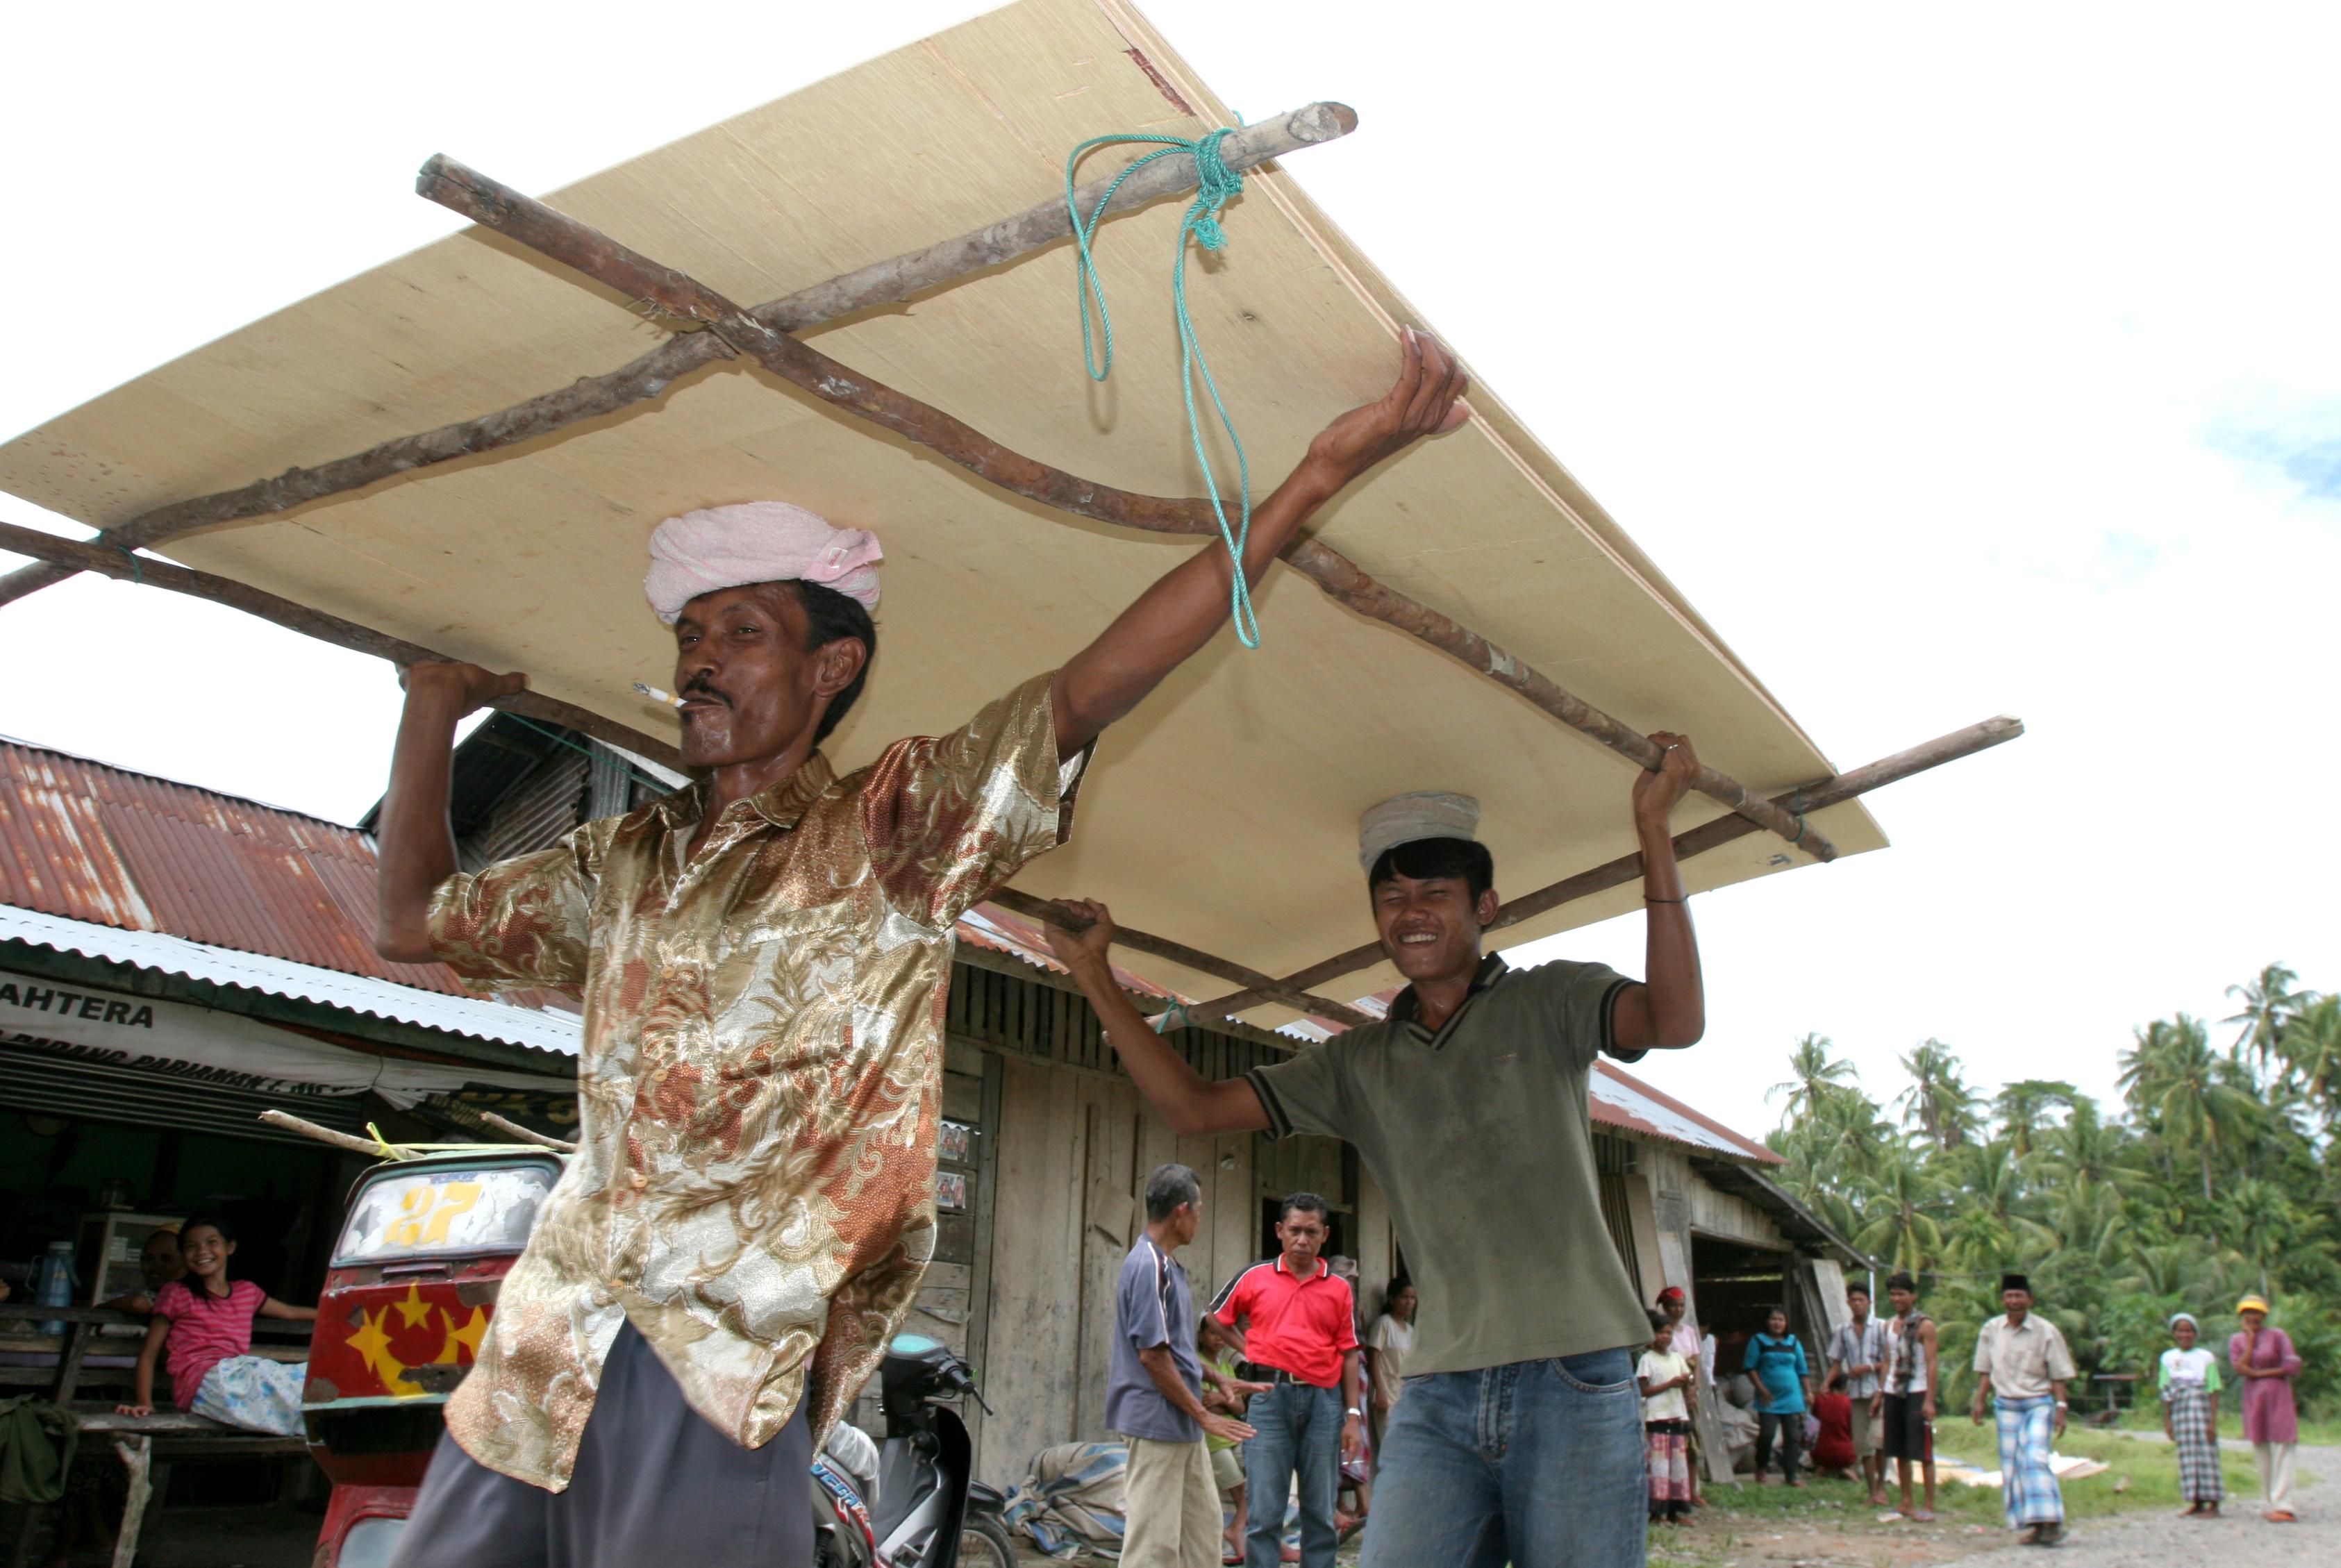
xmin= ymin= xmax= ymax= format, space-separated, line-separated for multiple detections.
xmin=476 ymin=1110 xmax=578 ymax=1152
xmin=413 ymin=159 xmax=1833 ymax=860
xmin=49 ymin=1319 xmax=93 ymax=1405
xmin=0 ymin=520 xmax=685 ymax=771
xmin=0 ymin=519 xmax=1410 ymax=1030
xmin=1186 ymin=715 xmax=2023 ymax=1020
xmin=0 ymin=105 xmax=1354 ymax=608
xmin=256 ymin=1109 xmax=392 ymax=1158
xmin=987 ymin=887 xmax=1373 ymax=1029
xmin=109 ymin=1436 xmax=151 ymax=1568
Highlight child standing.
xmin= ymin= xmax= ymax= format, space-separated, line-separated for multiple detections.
xmin=116 ymin=1216 xmax=316 ymax=1435
xmin=1638 ymin=1309 xmax=1696 ymax=1526
xmin=1198 ymin=1312 xmax=1250 ymax=1565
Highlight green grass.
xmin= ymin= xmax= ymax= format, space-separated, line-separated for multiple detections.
xmin=2108 ymin=1399 xmax=2341 ymax=1449
xmin=1649 ymin=1429 xmax=2265 ymax=1565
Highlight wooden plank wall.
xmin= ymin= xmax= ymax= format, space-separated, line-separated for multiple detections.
xmin=975 ymin=1053 xmax=1255 ymax=1487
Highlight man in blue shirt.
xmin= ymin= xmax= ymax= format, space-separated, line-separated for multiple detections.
xmin=1111 ymin=1164 xmax=1260 ymax=1568
xmin=1744 ymin=1308 xmax=1814 ymax=1486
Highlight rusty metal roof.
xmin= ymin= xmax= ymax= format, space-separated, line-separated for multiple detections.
xmin=0 ymin=737 xmax=476 ymax=996
xmin=1592 ymin=1059 xmax=1782 ymax=1165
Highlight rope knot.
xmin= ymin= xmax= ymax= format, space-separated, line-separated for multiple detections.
xmin=1067 ymin=124 xmax=1262 ymax=647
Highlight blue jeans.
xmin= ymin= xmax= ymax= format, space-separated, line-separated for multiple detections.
xmin=1361 ymin=1348 xmax=1646 ymax=1568
xmin=1242 ymin=1381 xmax=1342 ymax=1568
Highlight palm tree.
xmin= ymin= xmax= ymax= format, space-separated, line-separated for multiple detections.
xmin=2217 ymin=1177 xmax=2302 ymax=1299
xmin=1851 ymin=1151 xmax=1948 ymax=1273
xmin=2224 ymin=962 xmax=2300 ymax=1069
xmin=2276 ymin=992 xmax=2341 ymax=1119
xmin=2119 ymin=1015 xmax=2262 ymax=1200
xmin=2040 ymin=1097 xmax=2142 ymax=1195
xmin=1769 ymin=1033 xmax=1859 ymax=1118
xmin=1896 ymin=1040 xmax=1983 ymax=1151
xmin=1992 ymin=1079 xmax=2076 ymax=1159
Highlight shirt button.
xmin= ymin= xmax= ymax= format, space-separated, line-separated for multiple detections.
xmin=629 ymin=1171 xmax=648 ymax=1190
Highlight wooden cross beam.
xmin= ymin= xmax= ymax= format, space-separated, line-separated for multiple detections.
xmin=0 ymin=518 xmax=688 ymax=769
xmin=0 ymin=515 xmax=1373 ymax=1031
xmin=984 ymin=887 xmax=1375 ymax=1028
xmin=411 ymin=156 xmax=1837 ymax=862
xmin=0 ymin=104 xmax=1356 ymax=607
xmin=1183 ymin=715 xmax=2025 ymax=1021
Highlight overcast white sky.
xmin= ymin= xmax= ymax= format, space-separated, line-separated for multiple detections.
xmin=3 ymin=2 xmax=2335 ymax=1137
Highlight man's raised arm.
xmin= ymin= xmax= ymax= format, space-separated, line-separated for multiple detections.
xmin=374 ymin=662 xmax=526 ymax=962
xmin=1049 ymin=331 xmax=1469 ymax=756
xmin=1610 ymin=733 xmax=1707 ymax=1053
xmin=1044 ymin=899 xmax=1269 ymax=1137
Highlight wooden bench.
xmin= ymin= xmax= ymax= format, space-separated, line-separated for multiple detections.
xmin=0 ymin=1304 xmax=310 ymax=1568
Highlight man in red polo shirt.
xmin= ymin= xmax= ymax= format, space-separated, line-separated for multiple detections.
xmin=1210 ymin=1194 xmax=1363 ymax=1568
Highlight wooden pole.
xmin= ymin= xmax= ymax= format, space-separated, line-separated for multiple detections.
xmin=110 ymin=1436 xmax=151 ymax=1568
xmin=0 ymin=105 xmax=1354 ymax=608
xmin=412 ymin=158 xmax=1833 ymax=860
xmin=416 ymin=155 xmax=1225 ymax=540
xmin=1283 ymin=537 xmax=1835 ymax=857
xmin=1185 ymin=715 xmax=2024 ymax=1021
xmin=475 ymin=1110 xmax=578 ymax=1152
xmin=985 ymin=887 xmax=1374 ymax=1029
xmin=0 ymin=519 xmax=685 ymax=771
xmin=257 ymin=1109 xmax=391 ymax=1157
xmin=0 ymin=518 xmax=1381 ymax=1028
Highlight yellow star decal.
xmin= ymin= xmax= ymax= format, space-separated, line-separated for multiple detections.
xmin=347 ymin=1306 xmax=422 ymax=1397
xmin=393 ymin=1283 xmax=433 ymax=1329
xmin=434 ymin=1307 xmax=490 ymax=1366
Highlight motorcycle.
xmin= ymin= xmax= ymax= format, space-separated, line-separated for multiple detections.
xmin=812 ymin=1334 xmax=1018 ymax=1568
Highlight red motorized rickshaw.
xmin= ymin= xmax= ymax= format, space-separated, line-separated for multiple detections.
xmin=302 ymin=1148 xmax=563 ymax=1568
xmin=298 ymin=1140 xmax=1007 ymax=1568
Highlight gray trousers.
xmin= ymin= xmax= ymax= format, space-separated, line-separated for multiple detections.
xmin=388 ymin=1321 xmax=811 ymax=1568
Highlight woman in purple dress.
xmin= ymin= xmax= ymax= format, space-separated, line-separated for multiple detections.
xmin=2228 ymin=1293 xmax=2303 ymax=1523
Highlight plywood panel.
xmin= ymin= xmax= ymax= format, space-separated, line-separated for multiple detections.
xmin=0 ymin=0 xmax=1886 ymax=1024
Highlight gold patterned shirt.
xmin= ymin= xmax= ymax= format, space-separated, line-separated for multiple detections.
xmin=425 ymin=672 xmax=1081 ymax=1490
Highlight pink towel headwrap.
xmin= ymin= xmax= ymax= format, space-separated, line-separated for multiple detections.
xmin=643 ymin=501 xmax=883 ymax=623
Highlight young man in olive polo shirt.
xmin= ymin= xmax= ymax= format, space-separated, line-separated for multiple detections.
xmin=1044 ymin=739 xmax=1706 ymax=1568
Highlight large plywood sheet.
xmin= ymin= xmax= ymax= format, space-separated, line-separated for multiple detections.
xmin=0 ymin=0 xmax=1885 ymax=1021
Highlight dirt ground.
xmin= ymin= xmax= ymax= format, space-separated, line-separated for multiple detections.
xmin=28 ymin=1444 xmax=2328 ymax=1566
xmin=1648 ymin=1445 xmax=2335 ymax=1568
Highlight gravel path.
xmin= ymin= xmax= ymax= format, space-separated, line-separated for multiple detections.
xmin=1938 ymin=1444 xmax=2335 ymax=1566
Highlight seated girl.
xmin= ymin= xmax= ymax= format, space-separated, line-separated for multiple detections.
xmin=116 ymin=1215 xmax=316 ymax=1435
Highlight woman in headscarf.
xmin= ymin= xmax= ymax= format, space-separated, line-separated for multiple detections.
xmin=2228 ymin=1294 xmax=2303 ymax=1522
xmin=2158 ymin=1313 xmax=2222 ymax=1517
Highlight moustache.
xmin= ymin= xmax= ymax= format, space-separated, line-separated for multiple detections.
xmin=680 ymin=680 xmax=731 ymax=708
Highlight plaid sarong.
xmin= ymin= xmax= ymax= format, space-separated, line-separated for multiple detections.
xmin=2167 ymin=1383 xmax=2222 ymax=1503
xmin=1994 ymin=1396 xmax=2063 ymax=1529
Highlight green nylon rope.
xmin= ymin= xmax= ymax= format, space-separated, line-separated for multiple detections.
xmin=1066 ymin=127 xmax=1260 ymax=647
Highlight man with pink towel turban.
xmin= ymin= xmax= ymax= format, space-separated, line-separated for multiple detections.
xmin=642 ymin=500 xmax=885 ymax=624
xmin=367 ymin=332 xmax=1472 ymax=1568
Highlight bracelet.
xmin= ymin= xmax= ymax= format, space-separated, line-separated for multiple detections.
xmin=1644 ymin=896 xmax=1688 ymax=904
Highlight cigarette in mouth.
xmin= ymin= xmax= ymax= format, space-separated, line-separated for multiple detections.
xmin=633 ymin=681 xmax=684 ymax=708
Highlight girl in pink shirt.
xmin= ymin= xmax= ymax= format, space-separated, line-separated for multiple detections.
xmin=117 ymin=1216 xmax=315 ymax=1434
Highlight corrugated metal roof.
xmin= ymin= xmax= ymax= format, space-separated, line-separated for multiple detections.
xmin=0 ymin=904 xmax=581 ymax=1060
xmin=958 ymin=903 xmax=1189 ymax=1003
xmin=1592 ymin=1059 xmax=1781 ymax=1165
xmin=0 ymin=737 xmax=478 ymax=995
